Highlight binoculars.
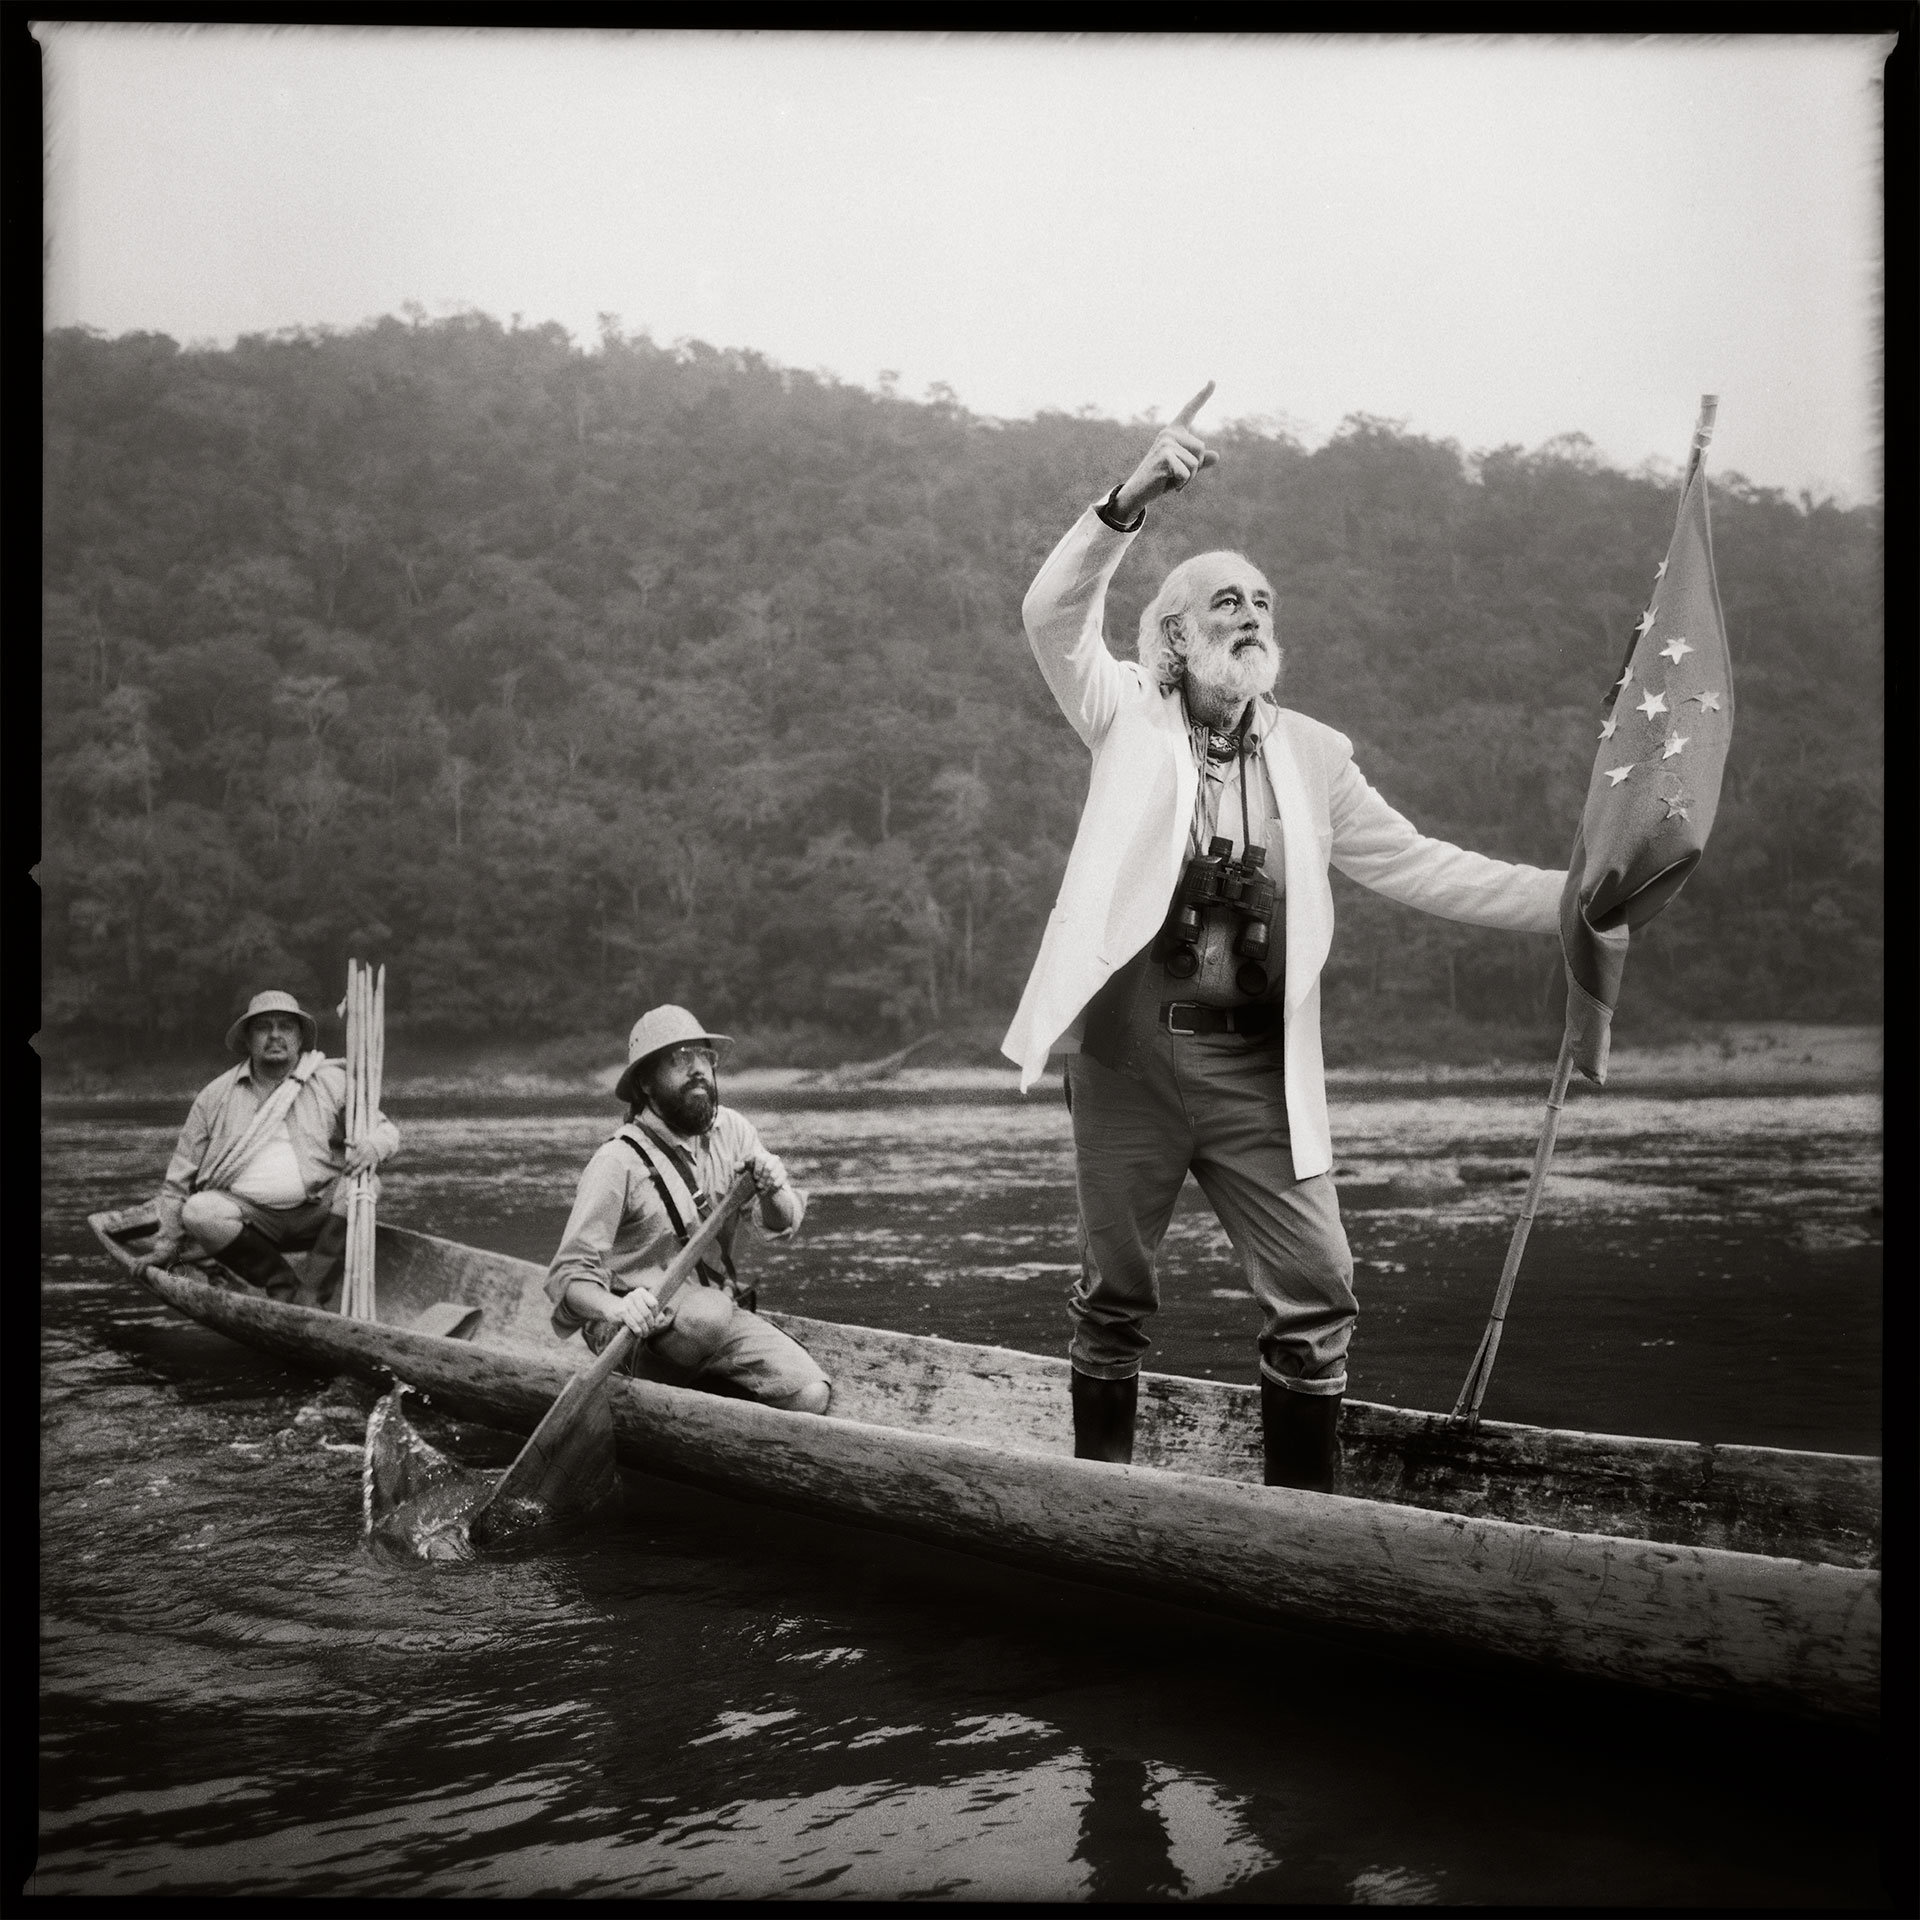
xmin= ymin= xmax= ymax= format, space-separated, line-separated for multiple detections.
xmin=1155 ymin=836 xmax=1279 ymax=997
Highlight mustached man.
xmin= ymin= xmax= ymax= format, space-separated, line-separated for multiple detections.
xmin=138 ymin=989 xmax=399 ymax=1306
xmin=1002 ymin=385 xmax=1566 ymax=1487
xmin=544 ymin=1005 xmax=832 ymax=1414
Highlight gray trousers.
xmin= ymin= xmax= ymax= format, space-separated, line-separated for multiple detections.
xmin=1064 ymin=1035 xmax=1356 ymax=1396
xmin=582 ymin=1297 xmax=829 ymax=1405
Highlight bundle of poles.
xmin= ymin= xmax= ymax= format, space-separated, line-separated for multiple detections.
xmin=341 ymin=958 xmax=386 ymax=1322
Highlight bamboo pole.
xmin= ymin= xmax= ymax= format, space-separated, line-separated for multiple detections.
xmin=368 ymin=962 xmax=386 ymax=1317
xmin=356 ymin=962 xmax=384 ymax=1321
xmin=350 ymin=958 xmax=359 ymax=1321
xmin=1452 ymin=1030 xmax=1576 ymax=1426
xmin=361 ymin=963 xmax=374 ymax=1320
xmin=346 ymin=961 xmax=361 ymax=1142
xmin=364 ymin=962 xmax=377 ymax=1319
xmin=372 ymin=965 xmax=385 ymax=1117
xmin=343 ymin=960 xmax=360 ymax=1318
xmin=342 ymin=957 xmax=383 ymax=1322
xmin=342 ymin=962 xmax=354 ymax=1144
xmin=340 ymin=961 xmax=352 ymax=1315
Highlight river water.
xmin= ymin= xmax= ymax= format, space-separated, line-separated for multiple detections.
xmin=35 ymin=1082 xmax=1888 ymax=1902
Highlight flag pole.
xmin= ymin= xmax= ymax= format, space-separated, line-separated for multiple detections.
xmin=1451 ymin=1030 xmax=1576 ymax=1425
xmin=1453 ymin=391 xmax=1720 ymax=1427
xmin=1686 ymin=394 xmax=1718 ymax=484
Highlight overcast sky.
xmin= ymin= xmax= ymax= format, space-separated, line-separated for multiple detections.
xmin=39 ymin=27 xmax=1890 ymax=503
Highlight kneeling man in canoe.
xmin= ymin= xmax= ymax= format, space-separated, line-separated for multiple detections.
xmin=1004 ymin=385 xmax=1566 ymax=1487
xmin=137 ymin=989 xmax=400 ymax=1305
xmin=544 ymin=1005 xmax=832 ymax=1414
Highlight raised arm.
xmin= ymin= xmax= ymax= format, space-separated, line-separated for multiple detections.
xmin=1021 ymin=383 xmax=1220 ymax=748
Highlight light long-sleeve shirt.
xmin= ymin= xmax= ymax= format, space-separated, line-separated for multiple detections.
xmin=544 ymin=1106 xmax=803 ymax=1338
xmin=154 ymin=1057 xmax=400 ymax=1240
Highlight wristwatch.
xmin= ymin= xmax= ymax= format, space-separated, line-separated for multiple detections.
xmin=1096 ymin=485 xmax=1146 ymax=534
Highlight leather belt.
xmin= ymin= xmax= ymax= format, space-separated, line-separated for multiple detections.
xmin=1160 ymin=1001 xmax=1280 ymax=1039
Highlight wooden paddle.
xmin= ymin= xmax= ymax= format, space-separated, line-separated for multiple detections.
xmin=466 ymin=1167 xmax=757 ymax=1549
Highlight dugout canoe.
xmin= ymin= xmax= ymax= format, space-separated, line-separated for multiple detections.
xmin=91 ymin=1199 xmax=1881 ymax=1725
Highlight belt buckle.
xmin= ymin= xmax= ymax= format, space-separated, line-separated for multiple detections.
xmin=1164 ymin=1003 xmax=1202 ymax=1037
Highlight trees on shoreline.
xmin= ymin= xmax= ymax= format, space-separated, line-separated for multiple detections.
xmin=42 ymin=315 xmax=1882 ymax=1055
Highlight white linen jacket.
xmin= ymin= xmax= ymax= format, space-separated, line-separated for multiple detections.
xmin=1000 ymin=505 xmax=1567 ymax=1180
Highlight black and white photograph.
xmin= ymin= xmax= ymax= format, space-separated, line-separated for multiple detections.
xmin=26 ymin=22 xmax=1905 ymax=1906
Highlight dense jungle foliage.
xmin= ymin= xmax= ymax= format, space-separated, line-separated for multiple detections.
xmin=41 ymin=315 xmax=1882 ymax=1062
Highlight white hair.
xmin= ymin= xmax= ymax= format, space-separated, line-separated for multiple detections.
xmin=1136 ymin=550 xmax=1263 ymax=693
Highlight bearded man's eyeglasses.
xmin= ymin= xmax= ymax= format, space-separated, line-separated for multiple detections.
xmin=662 ymin=1044 xmax=718 ymax=1071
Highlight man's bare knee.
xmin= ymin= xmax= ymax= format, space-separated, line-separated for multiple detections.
xmin=180 ymin=1190 xmax=244 ymax=1251
xmin=768 ymin=1378 xmax=831 ymax=1415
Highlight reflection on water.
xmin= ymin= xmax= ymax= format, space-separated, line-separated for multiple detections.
xmin=36 ymin=1091 xmax=1884 ymax=1901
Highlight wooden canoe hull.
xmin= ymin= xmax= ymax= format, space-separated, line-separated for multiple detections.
xmin=91 ymin=1205 xmax=1881 ymax=1726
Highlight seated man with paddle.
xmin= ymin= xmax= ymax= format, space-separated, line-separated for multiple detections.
xmin=544 ymin=1005 xmax=832 ymax=1414
xmin=137 ymin=989 xmax=400 ymax=1307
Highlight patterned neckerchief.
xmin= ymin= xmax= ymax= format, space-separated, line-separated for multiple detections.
xmin=1184 ymin=695 xmax=1277 ymax=855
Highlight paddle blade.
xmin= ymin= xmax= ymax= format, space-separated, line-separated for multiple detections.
xmin=467 ymin=1371 xmax=620 ymax=1551
xmin=362 ymin=1386 xmax=496 ymax=1564
xmin=364 ymin=1386 xmax=468 ymax=1526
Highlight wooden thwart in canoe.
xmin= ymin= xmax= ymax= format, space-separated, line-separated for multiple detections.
xmin=91 ymin=1200 xmax=1881 ymax=1726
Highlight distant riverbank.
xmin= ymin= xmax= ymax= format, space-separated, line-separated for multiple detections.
xmin=38 ymin=1021 xmax=1881 ymax=1111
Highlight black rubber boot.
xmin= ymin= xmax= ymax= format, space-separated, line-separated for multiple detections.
xmin=296 ymin=1211 xmax=351 ymax=1311
xmin=1071 ymin=1370 xmax=1138 ymax=1464
xmin=1261 ymin=1374 xmax=1342 ymax=1492
xmin=217 ymin=1224 xmax=303 ymax=1302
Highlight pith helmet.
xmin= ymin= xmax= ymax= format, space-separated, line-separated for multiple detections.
xmin=614 ymin=1004 xmax=734 ymax=1106
xmin=224 ymin=989 xmax=319 ymax=1057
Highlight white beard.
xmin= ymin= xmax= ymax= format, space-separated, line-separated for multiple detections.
xmin=1186 ymin=630 xmax=1282 ymax=714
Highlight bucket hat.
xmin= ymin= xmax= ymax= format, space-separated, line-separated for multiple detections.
xmin=225 ymin=989 xmax=320 ymax=1057
xmin=615 ymin=1004 xmax=734 ymax=1107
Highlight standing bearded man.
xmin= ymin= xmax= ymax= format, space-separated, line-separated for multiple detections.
xmin=1002 ymin=384 xmax=1566 ymax=1488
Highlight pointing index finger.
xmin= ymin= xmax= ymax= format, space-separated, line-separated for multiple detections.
xmin=1171 ymin=381 xmax=1215 ymax=430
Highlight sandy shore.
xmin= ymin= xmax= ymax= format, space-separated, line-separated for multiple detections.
xmin=41 ymin=1022 xmax=1879 ymax=1108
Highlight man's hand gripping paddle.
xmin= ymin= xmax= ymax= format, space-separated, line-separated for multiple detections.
xmin=466 ymin=1168 xmax=758 ymax=1550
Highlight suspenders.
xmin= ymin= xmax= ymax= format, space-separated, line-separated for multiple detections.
xmin=614 ymin=1124 xmax=743 ymax=1297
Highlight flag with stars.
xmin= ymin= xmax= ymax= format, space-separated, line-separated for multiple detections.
xmin=1560 ymin=413 xmax=1735 ymax=1082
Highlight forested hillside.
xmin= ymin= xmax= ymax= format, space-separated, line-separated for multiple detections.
xmin=41 ymin=316 xmax=1882 ymax=1063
